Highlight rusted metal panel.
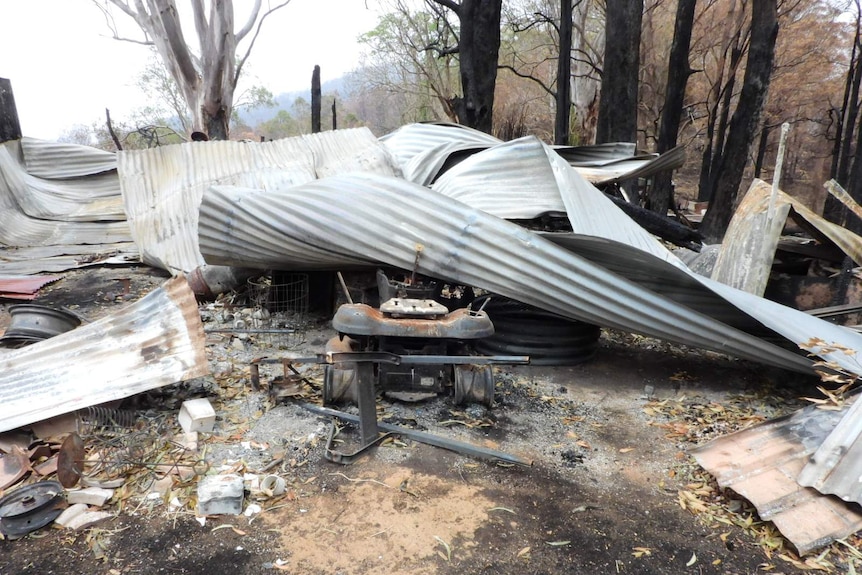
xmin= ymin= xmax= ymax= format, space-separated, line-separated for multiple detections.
xmin=0 ymin=276 xmax=208 ymax=433
xmin=331 ymin=304 xmax=495 ymax=339
xmin=0 ymin=243 xmax=139 ymax=275
xmin=0 ymin=275 xmax=61 ymax=300
xmin=691 ymin=401 xmax=862 ymax=554
xmin=197 ymin=173 xmax=825 ymax=374
xmin=118 ymin=128 xmax=396 ymax=274
xmin=20 ymin=137 xmax=117 ymax=178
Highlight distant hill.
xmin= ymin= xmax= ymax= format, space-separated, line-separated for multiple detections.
xmin=238 ymin=76 xmax=349 ymax=127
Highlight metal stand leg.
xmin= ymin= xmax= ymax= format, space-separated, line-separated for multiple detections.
xmin=355 ymin=362 xmax=379 ymax=445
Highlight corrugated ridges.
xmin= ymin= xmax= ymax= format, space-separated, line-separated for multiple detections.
xmin=21 ymin=137 xmax=118 ymax=178
xmin=118 ymin=129 xmax=396 ymax=274
xmin=0 ymin=146 xmax=125 ymax=222
xmin=0 ymin=277 xmax=208 ymax=433
xmin=196 ymin=173 xmax=816 ymax=373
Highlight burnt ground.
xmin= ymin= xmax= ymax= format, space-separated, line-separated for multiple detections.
xmin=0 ymin=266 xmax=855 ymax=575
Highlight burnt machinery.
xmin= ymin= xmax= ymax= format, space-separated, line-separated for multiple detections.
xmin=323 ymin=269 xmax=517 ymax=407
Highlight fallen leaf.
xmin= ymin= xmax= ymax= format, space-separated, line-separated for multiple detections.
xmin=686 ymin=552 xmax=697 ymax=566
xmin=619 ymin=447 xmax=635 ymax=453
xmin=517 ymin=546 xmax=531 ymax=558
xmin=546 ymin=540 xmax=571 ymax=546
xmin=632 ymin=547 xmax=652 ymax=558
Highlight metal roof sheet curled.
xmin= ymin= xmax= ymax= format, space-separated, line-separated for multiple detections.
xmin=379 ymin=122 xmax=502 ymax=176
xmin=0 ymin=145 xmax=125 ymax=222
xmin=197 ymin=173 xmax=825 ymax=373
xmin=20 ymin=137 xmax=118 ymax=178
xmin=118 ymin=128 xmax=396 ymax=274
xmin=0 ymin=276 xmax=208 ymax=433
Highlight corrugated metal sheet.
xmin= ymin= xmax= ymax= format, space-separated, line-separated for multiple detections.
xmin=20 ymin=137 xmax=118 ymax=178
xmin=711 ymin=179 xmax=791 ymax=295
xmin=797 ymin=396 xmax=862 ymax=505
xmin=0 ymin=276 xmax=207 ymax=433
xmin=0 ymin=275 xmax=61 ymax=300
xmin=0 ymin=142 xmax=131 ymax=248
xmin=118 ymin=128 xmax=396 ymax=274
xmin=691 ymin=400 xmax=862 ymax=554
xmin=431 ymin=137 xmax=567 ymax=219
xmin=402 ymin=141 xmax=493 ymax=186
xmin=379 ymin=122 xmax=501 ymax=176
xmin=0 ymin=146 xmax=125 ymax=221
xmin=551 ymin=141 xmax=637 ymax=165
xmin=0 ymin=243 xmax=139 ymax=275
xmin=197 ymin=173 xmax=824 ymax=373
xmin=713 ymin=179 xmax=862 ymax=294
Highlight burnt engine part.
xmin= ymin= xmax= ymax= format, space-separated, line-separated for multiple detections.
xmin=472 ymin=296 xmax=601 ymax=365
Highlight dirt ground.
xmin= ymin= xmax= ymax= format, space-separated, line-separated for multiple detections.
xmin=0 ymin=266 xmax=853 ymax=575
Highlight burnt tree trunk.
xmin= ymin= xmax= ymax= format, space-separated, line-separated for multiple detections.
xmin=825 ymin=9 xmax=862 ymax=223
xmin=554 ymin=0 xmax=573 ymax=145
xmin=0 ymin=78 xmax=22 ymax=143
xmin=595 ymin=0 xmax=643 ymax=144
xmin=647 ymin=0 xmax=697 ymax=214
xmin=332 ymin=98 xmax=337 ymax=130
xmin=700 ymin=0 xmax=778 ymax=243
xmin=753 ymin=123 xmax=772 ymax=178
xmin=311 ymin=65 xmax=322 ymax=133
xmin=434 ymin=0 xmax=502 ymax=135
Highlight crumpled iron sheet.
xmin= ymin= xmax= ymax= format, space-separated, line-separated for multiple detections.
xmin=0 ymin=145 xmax=125 ymax=221
xmin=0 ymin=243 xmax=139 ymax=275
xmin=551 ymin=141 xmax=637 ymax=165
xmin=578 ymin=145 xmax=686 ymax=186
xmin=797 ymin=394 xmax=862 ymax=507
xmin=379 ymin=122 xmax=501 ymax=177
xmin=432 ymin=137 xmax=569 ymax=219
xmin=713 ymin=179 xmax=862 ymax=296
xmin=0 ymin=143 xmax=130 ymax=248
xmin=118 ymin=128 xmax=396 ymax=274
xmin=20 ymin=137 xmax=118 ymax=178
xmin=691 ymin=399 xmax=862 ymax=554
xmin=198 ymin=173 xmax=823 ymax=373
xmin=431 ymin=135 xmax=858 ymax=368
xmin=0 ymin=275 xmax=61 ymax=300
xmin=0 ymin=276 xmax=207 ymax=433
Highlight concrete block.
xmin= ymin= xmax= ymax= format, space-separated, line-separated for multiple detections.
xmin=197 ymin=474 xmax=243 ymax=516
xmin=178 ymin=398 xmax=216 ymax=433
xmin=66 ymin=487 xmax=113 ymax=506
xmin=54 ymin=503 xmax=88 ymax=527
xmin=64 ymin=510 xmax=113 ymax=530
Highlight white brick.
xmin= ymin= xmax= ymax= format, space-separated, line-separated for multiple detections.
xmin=178 ymin=398 xmax=216 ymax=433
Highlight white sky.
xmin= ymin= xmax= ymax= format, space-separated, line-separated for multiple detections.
xmin=0 ymin=0 xmax=381 ymax=140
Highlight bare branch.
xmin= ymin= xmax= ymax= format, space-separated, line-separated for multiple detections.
xmin=235 ymin=1 xmax=291 ymax=85
xmin=427 ymin=0 xmax=460 ymax=16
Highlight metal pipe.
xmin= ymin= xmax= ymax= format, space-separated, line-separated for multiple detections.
xmin=300 ymin=403 xmax=533 ymax=467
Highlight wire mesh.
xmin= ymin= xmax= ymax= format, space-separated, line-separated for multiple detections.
xmin=245 ymin=273 xmax=309 ymax=349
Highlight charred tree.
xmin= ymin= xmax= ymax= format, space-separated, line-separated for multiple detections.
xmin=554 ymin=0 xmax=573 ymax=145
xmin=312 ymin=65 xmax=321 ymax=133
xmin=825 ymin=3 xmax=862 ymax=224
xmin=0 ymin=78 xmax=21 ymax=143
xmin=647 ymin=0 xmax=697 ymax=214
xmin=428 ymin=0 xmax=502 ymax=134
xmin=700 ymin=0 xmax=778 ymax=243
xmin=595 ymin=0 xmax=643 ymax=144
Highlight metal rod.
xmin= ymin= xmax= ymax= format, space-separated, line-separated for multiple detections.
xmin=336 ymin=271 xmax=353 ymax=304
xmin=251 ymin=352 xmax=530 ymax=367
xmin=300 ymin=403 xmax=532 ymax=467
xmin=205 ymin=328 xmax=297 ymax=334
